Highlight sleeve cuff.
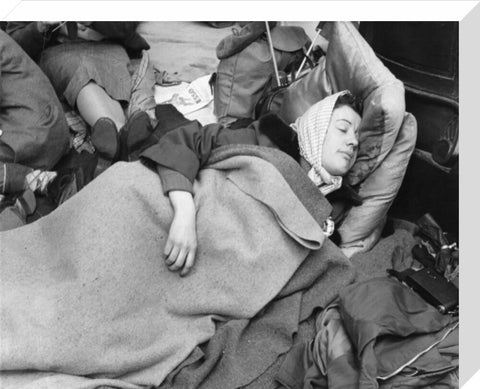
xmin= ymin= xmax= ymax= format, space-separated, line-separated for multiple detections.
xmin=156 ymin=166 xmax=193 ymax=195
xmin=140 ymin=143 xmax=200 ymax=182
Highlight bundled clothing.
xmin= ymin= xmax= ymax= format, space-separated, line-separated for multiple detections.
xmin=0 ymin=30 xmax=69 ymax=194
xmin=276 ymin=278 xmax=459 ymax=389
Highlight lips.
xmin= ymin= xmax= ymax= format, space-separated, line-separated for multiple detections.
xmin=339 ymin=150 xmax=354 ymax=160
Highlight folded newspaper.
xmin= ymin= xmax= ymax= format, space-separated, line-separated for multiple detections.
xmin=154 ymin=74 xmax=217 ymax=125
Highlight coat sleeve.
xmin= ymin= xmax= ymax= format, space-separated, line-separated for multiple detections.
xmin=140 ymin=120 xmax=259 ymax=194
xmin=6 ymin=22 xmax=46 ymax=61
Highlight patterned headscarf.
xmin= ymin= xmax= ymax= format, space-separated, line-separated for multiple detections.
xmin=291 ymin=90 xmax=351 ymax=195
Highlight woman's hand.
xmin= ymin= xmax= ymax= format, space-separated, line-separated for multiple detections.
xmin=164 ymin=191 xmax=197 ymax=276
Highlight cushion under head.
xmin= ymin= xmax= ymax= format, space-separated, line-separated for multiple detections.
xmin=279 ymin=21 xmax=406 ymax=186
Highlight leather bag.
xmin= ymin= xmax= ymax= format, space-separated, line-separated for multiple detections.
xmin=213 ymin=23 xmax=309 ymax=122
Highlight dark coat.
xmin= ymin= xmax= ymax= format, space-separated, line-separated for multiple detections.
xmin=0 ymin=30 xmax=69 ymax=170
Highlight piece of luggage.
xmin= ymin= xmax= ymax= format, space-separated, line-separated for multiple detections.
xmin=213 ymin=22 xmax=309 ymax=123
xmin=359 ymin=22 xmax=459 ymax=167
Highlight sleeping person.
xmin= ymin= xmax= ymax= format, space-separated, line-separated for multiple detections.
xmin=0 ymin=22 xmax=416 ymax=389
xmin=0 ymin=90 xmax=363 ymax=389
xmin=139 ymin=90 xmax=361 ymax=276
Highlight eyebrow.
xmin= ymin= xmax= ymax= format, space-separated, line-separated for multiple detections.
xmin=336 ymin=119 xmax=352 ymax=125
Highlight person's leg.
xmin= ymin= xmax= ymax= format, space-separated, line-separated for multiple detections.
xmin=76 ymin=81 xmax=126 ymax=130
xmin=39 ymin=42 xmax=132 ymax=161
xmin=76 ymin=81 xmax=127 ymax=160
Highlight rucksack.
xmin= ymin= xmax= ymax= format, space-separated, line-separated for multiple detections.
xmin=213 ymin=22 xmax=309 ymax=124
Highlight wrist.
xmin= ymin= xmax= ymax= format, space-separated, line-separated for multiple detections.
xmin=169 ymin=190 xmax=195 ymax=213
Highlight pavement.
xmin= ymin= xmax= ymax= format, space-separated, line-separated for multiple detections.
xmin=136 ymin=21 xmax=320 ymax=83
xmin=137 ymin=21 xmax=234 ymax=82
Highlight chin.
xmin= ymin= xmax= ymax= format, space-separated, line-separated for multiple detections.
xmin=324 ymin=156 xmax=355 ymax=176
xmin=329 ymin=164 xmax=351 ymax=176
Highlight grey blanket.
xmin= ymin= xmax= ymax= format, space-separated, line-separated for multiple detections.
xmin=0 ymin=145 xmax=354 ymax=389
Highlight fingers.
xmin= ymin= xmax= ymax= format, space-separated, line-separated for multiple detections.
xmin=164 ymin=240 xmax=196 ymax=276
xmin=180 ymin=249 xmax=196 ymax=277
xmin=165 ymin=245 xmax=179 ymax=267
xmin=163 ymin=239 xmax=174 ymax=262
xmin=168 ymin=247 xmax=188 ymax=272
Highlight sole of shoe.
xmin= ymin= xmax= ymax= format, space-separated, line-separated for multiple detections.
xmin=91 ymin=117 xmax=119 ymax=161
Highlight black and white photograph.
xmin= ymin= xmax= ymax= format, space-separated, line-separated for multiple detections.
xmin=0 ymin=1 xmax=473 ymax=388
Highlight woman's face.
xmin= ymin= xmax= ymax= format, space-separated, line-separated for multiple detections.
xmin=321 ymin=105 xmax=361 ymax=176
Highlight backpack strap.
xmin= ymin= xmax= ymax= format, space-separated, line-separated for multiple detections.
xmin=265 ymin=21 xmax=282 ymax=88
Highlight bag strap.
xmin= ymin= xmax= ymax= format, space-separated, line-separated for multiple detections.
xmin=265 ymin=21 xmax=282 ymax=88
xmin=265 ymin=22 xmax=322 ymax=86
xmin=296 ymin=28 xmax=321 ymax=78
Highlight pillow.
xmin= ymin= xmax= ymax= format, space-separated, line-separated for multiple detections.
xmin=278 ymin=21 xmax=406 ymax=186
xmin=275 ymin=22 xmax=416 ymax=255
xmin=338 ymin=113 xmax=417 ymax=256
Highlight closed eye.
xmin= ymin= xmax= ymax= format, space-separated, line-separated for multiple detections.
xmin=336 ymin=119 xmax=352 ymax=132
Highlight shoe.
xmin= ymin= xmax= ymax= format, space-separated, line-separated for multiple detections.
xmin=119 ymin=110 xmax=154 ymax=162
xmin=90 ymin=117 xmax=119 ymax=161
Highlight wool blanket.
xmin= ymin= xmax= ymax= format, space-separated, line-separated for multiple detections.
xmin=0 ymin=145 xmax=350 ymax=389
xmin=159 ymin=236 xmax=355 ymax=389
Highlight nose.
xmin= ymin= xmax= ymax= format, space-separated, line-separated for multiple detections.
xmin=347 ymin=129 xmax=359 ymax=149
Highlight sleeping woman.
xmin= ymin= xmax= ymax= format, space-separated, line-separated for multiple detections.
xmin=0 ymin=20 xmax=417 ymax=388
xmin=139 ymin=90 xmax=361 ymax=276
xmin=0 ymin=90 xmax=362 ymax=389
